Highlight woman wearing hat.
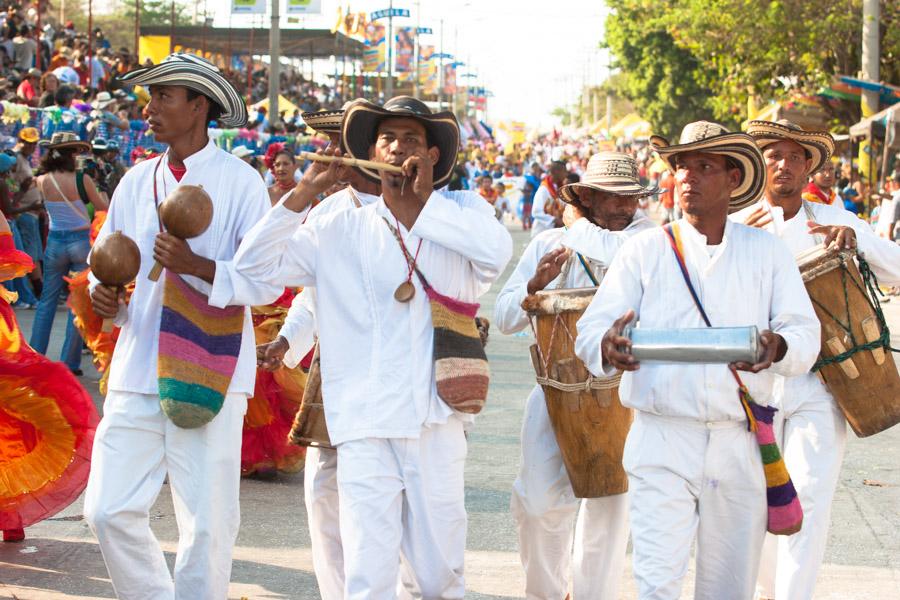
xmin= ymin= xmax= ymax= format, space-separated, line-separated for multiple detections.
xmin=494 ymin=151 xmax=657 ymax=600
xmin=575 ymin=121 xmax=821 ymax=599
xmin=733 ymin=120 xmax=900 ymax=600
xmin=28 ymin=132 xmax=105 ymax=376
xmin=83 ymin=53 xmax=282 ymax=599
xmin=236 ymin=96 xmax=513 ymax=596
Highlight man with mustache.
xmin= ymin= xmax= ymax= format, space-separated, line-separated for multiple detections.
xmin=236 ymin=96 xmax=512 ymax=597
xmin=494 ymin=152 xmax=656 ymax=600
xmin=733 ymin=120 xmax=900 ymax=600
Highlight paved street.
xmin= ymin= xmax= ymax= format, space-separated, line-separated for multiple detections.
xmin=2 ymin=225 xmax=899 ymax=599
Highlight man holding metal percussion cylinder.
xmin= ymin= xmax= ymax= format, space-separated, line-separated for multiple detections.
xmin=732 ymin=120 xmax=900 ymax=600
xmin=494 ymin=152 xmax=656 ymax=599
xmin=575 ymin=122 xmax=821 ymax=599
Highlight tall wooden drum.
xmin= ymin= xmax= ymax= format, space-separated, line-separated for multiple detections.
xmin=288 ymin=346 xmax=334 ymax=449
xmin=522 ymin=287 xmax=632 ymax=498
xmin=797 ymin=245 xmax=900 ymax=437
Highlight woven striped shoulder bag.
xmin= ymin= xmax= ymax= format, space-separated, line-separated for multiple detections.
xmin=382 ymin=216 xmax=489 ymax=414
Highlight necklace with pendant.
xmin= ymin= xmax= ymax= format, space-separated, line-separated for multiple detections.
xmin=392 ymin=215 xmax=423 ymax=303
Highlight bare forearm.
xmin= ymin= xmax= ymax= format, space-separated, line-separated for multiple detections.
xmin=190 ymin=256 xmax=217 ymax=285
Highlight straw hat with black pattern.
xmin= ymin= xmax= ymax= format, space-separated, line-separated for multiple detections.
xmin=120 ymin=53 xmax=248 ymax=128
xmin=301 ymin=108 xmax=345 ymax=134
xmin=39 ymin=131 xmax=91 ymax=154
xmin=560 ymin=151 xmax=658 ymax=205
xmin=745 ymin=119 xmax=834 ymax=175
xmin=650 ymin=120 xmax=766 ymax=211
xmin=340 ymin=96 xmax=460 ymax=188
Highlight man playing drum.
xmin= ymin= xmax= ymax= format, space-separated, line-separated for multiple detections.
xmin=235 ymin=96 xmax=512 ymax=598
xmin=494 ymin=152 xmax=656 ymax=599
xmin=732 ymin=119 xmax=900 ymax=600
xmin=575 ymin=122 xmax=821 ymax=599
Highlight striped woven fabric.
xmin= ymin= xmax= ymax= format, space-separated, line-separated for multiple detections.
xmin=748 ymin=400 xmax=803 ymax=535
xmin=426 ymin=285 xmax=489 ymax=414
xmin=158 ymin=272 xmax=244 ymax=428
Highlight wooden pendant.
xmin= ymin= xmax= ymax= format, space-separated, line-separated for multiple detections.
xmin=394 ymin=280 xmax=416 ymax=303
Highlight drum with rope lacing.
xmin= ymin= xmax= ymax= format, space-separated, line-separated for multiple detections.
xmin=797 ymin=244 xmax=900 ymax=437
xmin=522 ymin=287 xmax=632 ymax=498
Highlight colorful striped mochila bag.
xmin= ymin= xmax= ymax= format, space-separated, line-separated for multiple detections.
xmin=418 ymin=274 xmax=490 ymax=414
xmin=157 ymin=271 xmax=244 ymax=428
xmin=381 ymin=216 xmax=489 ymax=414
xmin=663 ymin=223 xmax=803 ymax=535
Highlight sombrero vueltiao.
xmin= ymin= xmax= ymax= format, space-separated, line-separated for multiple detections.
xmin=39 ymin=131 xmax=91 ymax=154
xmin=560 ymin=152 xmax=658 ymax=204
xmin=301 ymin=108 xmax=344 ymax=134
xmin=650 ymin=121 xmax=765 ymax=211
xmin=119 ymin=53 xmax=248 ymax=128
xmin=340 ymin=96 xmax=460 ymax=188
xmin=745 ymin=119 xmax=834 ymax=174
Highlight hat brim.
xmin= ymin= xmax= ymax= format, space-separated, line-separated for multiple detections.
xmin=39 ymin=140 xmax=91 ymax=153
xmin=650 ymin=132 xmax=765 ymax=212
xmin=301 ymin=110 xmax=343 ymax=134
xmin=121 ymin=62 xmax=248 ymax=128
xmin=560 ymin=181 xmax=658 ymax=205
xmin=340 ymin=100 xmax=459 ymax=188
xmin=746 ymin=120 xmax=834 ymax=174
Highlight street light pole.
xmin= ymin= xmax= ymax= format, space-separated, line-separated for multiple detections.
xmin=268 ymin=0 xmax=281 ymax=127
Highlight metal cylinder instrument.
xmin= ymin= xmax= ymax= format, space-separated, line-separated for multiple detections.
xmin=625 ymin=326 xmax=761 ymax=364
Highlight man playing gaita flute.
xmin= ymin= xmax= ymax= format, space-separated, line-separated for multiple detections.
xmin=732 ymin=120 xmax=900 ymax=600
xmin=574 ymin=122 xmax=821 ymax=600
xmin=83 ymin=54 xmax=281 ymax=599
xmin=257 ymin=102 xmax=382 ymax=600
xmin=235 ymin=97 xmax=512 ymax=598
xmin=494 ymin=152 xmax=656 ymax=600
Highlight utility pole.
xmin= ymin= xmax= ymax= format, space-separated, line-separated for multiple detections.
xmin=268 ymin=0 xmax=281 ymax=127
xmin=861 ymin=0 xmax=880 ymax=198
xmin=386 ymin=0 xmax=394 ymax=98
xmin=134 ymin=0 xmax=140 ymax=59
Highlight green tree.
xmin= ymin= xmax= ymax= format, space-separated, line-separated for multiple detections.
xmin=604 ymin=0 xmax=719 ymax=140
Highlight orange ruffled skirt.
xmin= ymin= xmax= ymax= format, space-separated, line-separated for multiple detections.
xmin=0 ymin=232 xmax=98 ymax=530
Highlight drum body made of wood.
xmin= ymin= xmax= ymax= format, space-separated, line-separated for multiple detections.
xmin=288 ymin=346 xmax=334 ymax=449
xmin=798 ymin=246 xmax=900 ymax=437
xmin=523 ymin=287 xmax=632 ymax=498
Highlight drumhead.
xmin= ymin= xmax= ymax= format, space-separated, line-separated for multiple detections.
xmin=522 ymin=287 xmax=598 ymax=316
xmin=796 ymin=244 xmax=855 ymax=282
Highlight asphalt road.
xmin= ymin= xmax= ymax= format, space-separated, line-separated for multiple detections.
xmin=2 ymin=224 xmax=899 ymax=599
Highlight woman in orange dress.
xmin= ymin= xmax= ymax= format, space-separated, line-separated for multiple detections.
xmin=0 ymin=216 xmax=98 ymax=542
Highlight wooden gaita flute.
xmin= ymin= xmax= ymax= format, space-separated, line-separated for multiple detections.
xmin=296 ymin=151 xmax=404 ymax=174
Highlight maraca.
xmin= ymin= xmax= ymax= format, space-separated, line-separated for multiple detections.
xmin=89 ymin=231 xmax=141 ymax=332
xmin=148 ymin=184 xmax=213 ymax=281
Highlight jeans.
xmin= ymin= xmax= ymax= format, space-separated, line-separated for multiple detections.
xmin=15 ymin=213 xmax=43 ymax=263
xmin=29 ymin=228 xmax=90 ymax=371
xmin=7 ymin=219 xmax=38 ymax=306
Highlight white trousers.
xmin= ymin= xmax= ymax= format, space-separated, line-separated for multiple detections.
xmin=755 ymin=376 xmax=846 ymax=600
xmin=510 ymin=386 xmax=629 ymax=600
xmin=304 ymin=446 xmax=344 ymax=600
xmin=337 ymin=418 xmax=468 ymax=600
xmin=625 ymin=412 xmax=767 ymax=600
xmin=84 ymin=390 xmax=247 ymax=600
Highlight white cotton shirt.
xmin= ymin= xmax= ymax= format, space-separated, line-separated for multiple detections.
xmin=494 ymin=214 xmax=656 ymax=336
xmin=90 ymin=140 xmax=283 ymax=396
xmin=574 ymin=218 xmax=822 ymax=421
xmin=730 ymin=199 xmax=900 ymax=286
xmin=278 ymin=185 xmax=381 ymax=368
xmin=530 ymin=182 xmax=558 ymax=237
xmin=234 ymin=190 xmax=513 ymax=445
